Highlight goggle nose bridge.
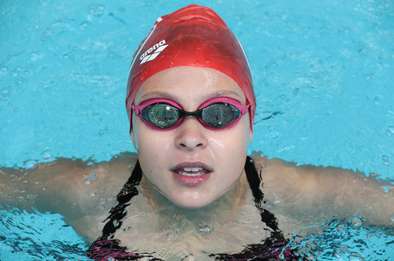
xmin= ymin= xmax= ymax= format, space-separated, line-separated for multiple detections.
xmin=178 ymin=108 xmax=203 ymax=119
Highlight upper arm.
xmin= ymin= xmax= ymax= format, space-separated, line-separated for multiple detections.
xmin=292 ymin=164 xmax=394 ymax=226
xmin=1 ymin=158 xmax=95 ymax=213
xmin=252 ymin=154 xmax=394 ymax=226
xmin=251 ymin=154 xmax=318 ymax=205
xmin=0 ymin=153 xmax=137 ymax=240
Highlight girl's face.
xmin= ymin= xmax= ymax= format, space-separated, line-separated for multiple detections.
xmin=131 ymin=66 xmax=252 ymax=208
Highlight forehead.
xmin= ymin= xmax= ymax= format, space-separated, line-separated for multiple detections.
xmin=134 ymin=66 xmax=246 ymax=104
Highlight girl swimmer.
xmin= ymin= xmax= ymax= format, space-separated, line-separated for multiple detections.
xmin=1 ymin=4 xmax=393 ymax=261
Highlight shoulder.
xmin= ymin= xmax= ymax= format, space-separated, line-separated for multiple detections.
xmin=33 ymin=152 xmax=138 ymax=241
xmin=249 ymin=152 xmax=314 ymax=201
xmin=59 ymin=152 xmax=138 ymax=208
xmin=249 ymin=151 xmax=299 ymax=180
xmin=28 ymin=152 xmax=138 ymax=197
xmin=1 ymin=152 xmax=138 ymax=241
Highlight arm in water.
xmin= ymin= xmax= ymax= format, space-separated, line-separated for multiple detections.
xmin=252 ymin=153 xmax=394 ymax=228
xmin=0 ymin=152 xmax=137 ymax=241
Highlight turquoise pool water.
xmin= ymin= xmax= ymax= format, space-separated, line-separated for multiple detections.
xmin=1 ymin=0 xmax=393 ymax=260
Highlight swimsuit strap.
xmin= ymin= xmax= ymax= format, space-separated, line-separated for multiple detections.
xmin=244 ymin=155 xmax=285 ymax=240
xmin=88 ymin=160 xmax=159 ymax=260
xmin=208 ymin=157 xmax=294 ymax=260
xmin=101 ymin=160 xmax=143 ymax=240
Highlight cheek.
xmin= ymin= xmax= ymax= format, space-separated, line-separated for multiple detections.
xmin=138 ymin=130 xmax=168 ymax=159
xmin=135 ymin=122 xmax=174 ymax=176
xmin=133 ymin=116 xmax=170 ymax=153
xmin=210 ymin=117 xmax=249 ymax=151
xmin=207 ymin=117 xmax=249 ymax=171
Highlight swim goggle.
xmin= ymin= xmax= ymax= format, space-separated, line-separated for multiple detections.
xmin=130 ymin=96 xmax=249 ymax=131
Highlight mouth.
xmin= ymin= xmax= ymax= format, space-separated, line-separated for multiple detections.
xmin=171 ymin=162 xmax=213 ymax=175
xmin=170 ymin=162 xmax=213 ymax=186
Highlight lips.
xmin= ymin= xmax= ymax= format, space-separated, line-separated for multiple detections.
xmin=170 ymin=162 xmax=213 ymax=186
xmin=170 ymin=162 xmax=213 ymax=175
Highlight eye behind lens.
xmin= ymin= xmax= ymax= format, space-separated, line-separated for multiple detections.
xmin=141 ymin=103 xmax=180 ymax=128
xmin=202 ymin=103 xmax=241 ymax=128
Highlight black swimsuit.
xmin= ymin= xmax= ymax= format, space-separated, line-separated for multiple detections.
xmin=87 ymin=157 xmax=300 ymax=260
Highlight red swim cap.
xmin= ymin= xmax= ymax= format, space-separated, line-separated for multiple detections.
xmin=126 ymin=4 xmax=255 ymax=130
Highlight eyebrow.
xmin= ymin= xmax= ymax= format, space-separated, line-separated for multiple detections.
xmin=140 ymin=90 xmax=243 ymax=102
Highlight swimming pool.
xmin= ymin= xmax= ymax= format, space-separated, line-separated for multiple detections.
xmin=1 ymin=0 xmax=393 ymax=259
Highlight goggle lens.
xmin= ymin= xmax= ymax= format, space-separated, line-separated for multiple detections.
xmin=201 ymin=103 xmax=241 ymax=128
xmin=142 ymin=103 xmax=180 ymax=129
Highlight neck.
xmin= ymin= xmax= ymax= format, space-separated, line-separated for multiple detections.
xmin=139 ymin=172 xmax=249 ymax=232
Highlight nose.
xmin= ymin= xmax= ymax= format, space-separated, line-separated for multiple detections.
xmin=175 ymin=117 xmax=208 ymax=151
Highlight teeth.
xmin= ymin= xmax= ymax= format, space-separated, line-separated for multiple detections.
xmin=179 ymin=171 xmax=204 ymax=177
xmin=183 ymin=167 xmax=203 ymax=172
xmin=176 ymin=167 xmax=206 ymax=176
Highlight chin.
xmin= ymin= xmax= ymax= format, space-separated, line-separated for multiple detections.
xmin=171 ymin=195 xmax=213 ymax=209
